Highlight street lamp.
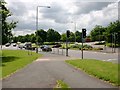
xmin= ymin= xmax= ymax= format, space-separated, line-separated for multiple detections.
xmin=36 ymin=6 xmax=50 ymax=53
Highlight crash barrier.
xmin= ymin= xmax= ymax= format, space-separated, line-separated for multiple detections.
xmin=51 ymin=48 xmax=66 ymax=55
xmin=103 ymin=46 xmax=118 ymax=53
xmin=39 ymin=47 xmax=66 ymax=56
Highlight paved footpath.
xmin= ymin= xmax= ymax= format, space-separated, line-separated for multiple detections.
xmin=3 ymin=52 xmax=117 ymax=88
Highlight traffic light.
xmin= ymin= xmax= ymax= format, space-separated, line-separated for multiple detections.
xmin=82 ymin=28 xmax=86 ymax=38
xmin=66 ymin=30 xmax=70 ymax=38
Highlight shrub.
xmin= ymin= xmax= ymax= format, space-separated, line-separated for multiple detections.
xmin=44 ymin=42 xmax=56 ymax=45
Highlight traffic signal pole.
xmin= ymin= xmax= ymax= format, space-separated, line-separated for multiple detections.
xmin=66 ymin=30 xmax=70 ymax=56
xmin=66 ymin=37 xmax=68 ymax=56
xmin=81 ymin=28 xmax=86 ymax=59
xmin=81 ymin=35 xmax=83 ymax=59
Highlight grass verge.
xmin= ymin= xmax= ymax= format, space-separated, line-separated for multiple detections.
xmin=66 ymin=59 xmax=119 ymax=86
xmin=1 ymin=50 xmax=42 ymax=78
xmin=54 ymin=80 xmax=70 ymax=89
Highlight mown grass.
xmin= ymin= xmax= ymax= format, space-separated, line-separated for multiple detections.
xmin=54 ymin=80 xmax=70 ymax=90
xmin=66 ymin=59 xmax=119 ymax=86
xmin=1 ymin=50 xmax=42 ymax=78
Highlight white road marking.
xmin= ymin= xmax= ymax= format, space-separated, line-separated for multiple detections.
xmin=103 ymin=59 xmax=117 ymax=61
xmin=36 ymin=59 xmax=50 ymax=61
xmin=103 ymin=53 xmax=107 ymax=54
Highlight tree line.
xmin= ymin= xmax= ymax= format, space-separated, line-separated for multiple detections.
xmin=90 ymin=20 xmax=120 ymax=45
xmin=13 ymin=29 xmax=82 ymax=44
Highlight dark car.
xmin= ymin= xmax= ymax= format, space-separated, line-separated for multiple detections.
xmin=5 ymin=43 xmax=11 ymax=47
xmin=41 ymin=45 xmax=52 ymax=52
xmin=40 ymin=45 xmax=45 ymax=49
xmin=52 ymin=44 xmax=61 ymax=48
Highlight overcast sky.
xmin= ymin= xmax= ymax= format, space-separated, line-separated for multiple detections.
xmin=5 ymin=0 xmax=118 ymax=36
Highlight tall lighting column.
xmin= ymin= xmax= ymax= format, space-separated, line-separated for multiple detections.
xmin=36 ymin=6 xmax=50 ymax=53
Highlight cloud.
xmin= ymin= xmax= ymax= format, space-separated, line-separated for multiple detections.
xmin=73 ymin=2 xmax=112 ymax=14
xmin=5 ymin=0 xmax=118 ymax=36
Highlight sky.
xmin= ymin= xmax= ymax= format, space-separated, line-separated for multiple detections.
xmin=5 ymin=0 xmax=119 ymax=36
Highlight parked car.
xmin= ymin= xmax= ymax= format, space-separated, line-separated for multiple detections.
xmin=24 ymin=42 xmax=32 ymax=49
xmin=5 ymin=43 xmax=11 ymax=47
xmin=13 ymin=43 xmax=17 ymax=47
xmin=40 ymin=45 xmax=45 ymax=49
xmin=23 ymin=42 xmax=36 ymax=50
xmin=18 ymin=44 xmax=24 ymax=49
xmin=52 ymin=44 xmax=61 ymax=48
xmin=41 ymin=45 xmax=52 ymax=52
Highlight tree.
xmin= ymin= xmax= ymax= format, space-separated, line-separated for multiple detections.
xmin=13 ymin=36 xmax=18 ymax=43
xmin=106 ymin=20 xmax=120 ymax=44
xmin=69 ymin=32 xmax=75 ymax=42
xmin=47 ymin=29 xmax=61 ymax=42
xmin=0 ymin=0 xmax=18 ymax=44
xmin=36 ymin=36 xmax=42 ymax=45
xmin=35 ymin=29 xmax=47 ymax=43
xmin=90 ymin=25 xmax=106 ymax=41
xmin=61 ymin=33 xmax=67 ymax=42
xmin=30 ymin=34 xmax=36 ymax=43
xmin=75 ymin=31 xmax=82 ymax=42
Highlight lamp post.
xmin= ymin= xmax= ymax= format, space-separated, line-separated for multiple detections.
xmin=36 ymin=6 xmax=50 ymax=53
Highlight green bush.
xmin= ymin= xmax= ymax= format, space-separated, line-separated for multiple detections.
xmin=93 ymin=48 xmax=103 ymax=50
xmin=94 ymin=42 xmax=105 ymax=45
xmin=71 ymin=44 xmax=93 ymax=50
xmin=70 ymin=44 xmax=80 ymax=48
xmin=44 ymin=42 xmax=56 ymax=45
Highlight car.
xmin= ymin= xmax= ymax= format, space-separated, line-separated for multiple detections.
xmin=23 ymin=42 xmax=36 ymax=50
xmin=52 ymin=44 xmax=61 ymax=48
xmin=5 ymin=43 xmax=11 ymax=47
xmin=24 ymin=42 xmax=32 ymax=49
xmin=18 ymin=44 xmax=24 ymax=49
xmin=13 ymin=43 xmax=17 ymax=47
xmin=41 ymin=45 xmax=52 ymax=52
xmin=40 ymin=45 xmax=45 ymax=49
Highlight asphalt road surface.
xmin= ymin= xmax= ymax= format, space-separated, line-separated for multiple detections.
xmin=50 ymin=48 xmax=118 ymax=63
xmin=2 ymin=52 xmax=117 ymax=88
xmin=2 ymin=45 xmax=119 ymax=63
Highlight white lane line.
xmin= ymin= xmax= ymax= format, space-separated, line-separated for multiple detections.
xmin=103 ymin=53 xmax=107 ymax=54
xmin=103 ymin=59 xmax=117 ymax=61
xmin=36 ymin=59 xmax=50 ymax=61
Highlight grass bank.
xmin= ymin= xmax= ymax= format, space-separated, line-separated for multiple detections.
xmin=66 ymin=59 xmax=119 ymax=86
xmin=1 ymin=50 xmax=42 ymax=78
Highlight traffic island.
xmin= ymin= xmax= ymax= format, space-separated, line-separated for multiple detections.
xmin=66 ymin=59 xmax=119 ymax=86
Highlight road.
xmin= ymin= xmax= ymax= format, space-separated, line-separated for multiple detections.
xmin=2 ymin=52 xmax=116 ymax=88
xmin=68 ymin=49 xmax=118 ymax=63
xmin=2 ymin=45 xmax=119 ymax=63
xmin=50 ymin=48 xmax=118 ymax=63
